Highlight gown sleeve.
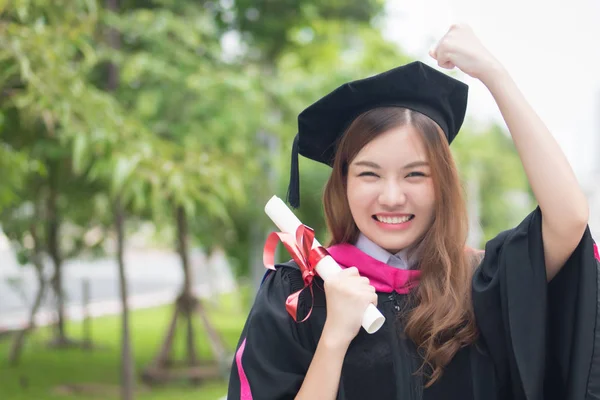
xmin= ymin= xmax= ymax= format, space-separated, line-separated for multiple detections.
xmin=227 ymin=263 xmax=315 ymax=400
xmin=472 ymin=207 xmax=600 ymax=400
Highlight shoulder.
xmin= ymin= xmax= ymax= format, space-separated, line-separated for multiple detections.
xmin=261 ymin=261 xmax=326 ymax=309
xmin=255 ymin=261 xmax=324 ymax=330
xmin=260 ymin=260 xmax=305 ymax=295
xmin=250 ymin=262 xmax=302 ymax=320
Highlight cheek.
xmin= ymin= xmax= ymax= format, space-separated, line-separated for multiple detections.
xmin=346 ymin=179 xmax=360 ymax=211
xmin=346 ymin=179 xmax=374 ymax=213
xmin=414 ymin=182 xmax=436 ymax=211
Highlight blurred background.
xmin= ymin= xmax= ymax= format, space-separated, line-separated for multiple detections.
xmin=1 ymin=0 xmax=598 ymax=399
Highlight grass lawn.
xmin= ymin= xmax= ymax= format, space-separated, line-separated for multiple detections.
xmin=0 ymin=294 xmax=249 ymax=400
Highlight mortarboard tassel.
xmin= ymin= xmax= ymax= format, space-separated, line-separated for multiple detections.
xmin=286 ymin=133 xmax=300 ymax=208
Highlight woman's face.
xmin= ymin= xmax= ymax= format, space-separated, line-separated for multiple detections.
xmin=346 ymin=124 xmax=435 ymax=253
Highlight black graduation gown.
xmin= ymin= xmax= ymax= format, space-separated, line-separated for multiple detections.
xmin=227 ymin=208 xmax=600 ymax=399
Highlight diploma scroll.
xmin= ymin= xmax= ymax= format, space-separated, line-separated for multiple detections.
xmin=264 ymin=195 xmax=386 ymax=334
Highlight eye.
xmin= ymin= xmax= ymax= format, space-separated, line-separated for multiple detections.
xmin=406 ymin=171 xmax=426 ymax=178
xmin=358 ymin=171 xmax=379 ymax=178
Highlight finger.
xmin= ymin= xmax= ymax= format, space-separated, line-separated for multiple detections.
xmin=347 ymin=276 xmax=372 ymax=288
xmin=448 ymin=23 xmax=460 ymax=33
xmin=450 ymin=22 xmax=472 ymax=34
xmin=430 ymin=26 xmax=452 ymax=60
xmin=370 ymin=293 xmax=378 ymax=307
xmin=357 ymin=285 xmax=376 ymax=297
xmin=428 ymin=47 xmax=437 ymax=60
xmin=440 ymin=60 xmax=455 ymax=70
xmin=344 ymin=266 xmax=359 ymax=276
xmin=429 ymin=36 xmax=445 ymax=60
xmin=435 ymin=51 xmax=455 ymax=70
xmin=434 ymin=45 xmax=449 ymax=64
xmin=351 ymin=279 xmax=374 ymax=292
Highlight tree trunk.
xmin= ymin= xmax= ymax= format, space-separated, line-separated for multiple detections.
xmin=105 ymin=0 xmax=133 ymax=397
xmin=141 ymin=207 xmax=227 ymax=384
xmin=47 ymin=166 xmax=66 ymax=343
xmin=175 ymin=205 xmax=198 ymax=367
xmin=82 ymin=279 xmax=92 ymax=349
xmin=115 ymin=195 xmax=135 ymax=400
xmin=8 ymin=221 xmax=46 ymax=365
xmin=177 ymin=206 xmax=192 ymax=298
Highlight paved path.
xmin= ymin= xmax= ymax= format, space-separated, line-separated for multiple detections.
xmin=0 ymin=247 xmax=237 ymax=331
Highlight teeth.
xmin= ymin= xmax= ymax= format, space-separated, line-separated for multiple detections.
xmin=376 ymin=215 xmax=412 ymax=224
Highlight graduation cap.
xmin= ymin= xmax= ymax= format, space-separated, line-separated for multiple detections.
xmin=286 ymin=61 xmax=469 ymax=208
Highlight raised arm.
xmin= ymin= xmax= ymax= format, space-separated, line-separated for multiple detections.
xmin=430 ymin=24 xmax=589 ymax=280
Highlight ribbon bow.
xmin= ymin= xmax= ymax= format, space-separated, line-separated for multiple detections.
xmin=263 ymin=224 xmax=328 ymax=322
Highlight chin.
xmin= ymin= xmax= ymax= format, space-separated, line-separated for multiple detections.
xmin=384 ymin=247 xmax=404 ymax=254
xmin=377 ymin=239 xmax=414 ymax=253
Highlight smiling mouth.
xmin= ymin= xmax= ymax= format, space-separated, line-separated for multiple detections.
xmin=373 ymin=215 xmax=415 ymax=224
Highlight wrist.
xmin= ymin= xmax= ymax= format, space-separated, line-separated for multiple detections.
xmin=478 ymin=60 xmax=509 ymax=87
xmin=320 ymin=323 xmax=352 ymax=352
xmin=480 ymin=63 xmax=513 ymax=94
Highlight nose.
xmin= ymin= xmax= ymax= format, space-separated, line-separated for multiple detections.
xmin=378 ymin=180 xmax=406 ymax=208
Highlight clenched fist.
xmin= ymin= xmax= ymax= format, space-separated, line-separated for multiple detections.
xmin=321 ymin=267 xmax=378 ymax=346
xmin=429 ymin=24 xmax=504 ymax=83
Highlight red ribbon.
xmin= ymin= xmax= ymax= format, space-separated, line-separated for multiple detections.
xmin=263 ymin=224 xmax=328 ymax=322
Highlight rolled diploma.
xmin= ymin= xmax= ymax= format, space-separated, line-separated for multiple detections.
xmin=264 ymin=195 xmax=386 ymax=334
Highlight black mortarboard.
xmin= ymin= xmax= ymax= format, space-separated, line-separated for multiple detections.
xmin=286 ymin=61 xmax=469 ymax=208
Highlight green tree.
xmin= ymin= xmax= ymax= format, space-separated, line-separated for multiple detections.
xmin=453 ymin=123 xmax=534 ymax=245
xmin=1 ymin=7 xmax=148 ymax=400
xmin=1 ymin=0 xmax=130 ymax=346
xmin=100 ymin=0 xmax=267 ymax=385
xmin=216 ymin=0 xmax=386 ymax=60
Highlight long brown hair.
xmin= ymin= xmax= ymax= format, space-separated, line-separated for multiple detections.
xmin=323 ymin=107 xmax=478 ymax=385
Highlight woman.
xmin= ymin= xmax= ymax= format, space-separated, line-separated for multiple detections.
xmin=228 ymin=24 xmax=600 ymax=400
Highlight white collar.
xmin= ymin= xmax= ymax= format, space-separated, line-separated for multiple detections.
xmin=354 ymin=233 xmax=416 ymax=270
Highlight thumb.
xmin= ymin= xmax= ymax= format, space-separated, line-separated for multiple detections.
xmin=429 ymin=47 xmax=437 ymax=60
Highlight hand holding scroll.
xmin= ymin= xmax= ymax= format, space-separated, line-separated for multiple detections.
xmin=264 ymin=195 xmax=385 ymax=334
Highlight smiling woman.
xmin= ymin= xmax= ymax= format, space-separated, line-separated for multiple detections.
xmin=330 ymin=109 xmax=442 ymax=253
xmin=227 ymin=24 xmax=600 ymax=400
xmin=322 ymin=105 xmax=476 ymax=387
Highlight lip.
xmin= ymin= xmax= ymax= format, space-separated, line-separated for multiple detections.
xmin=373 ymin=214 xmax=414 ymax=231
xmin=374 ymin=213 xmax=413 ymax=217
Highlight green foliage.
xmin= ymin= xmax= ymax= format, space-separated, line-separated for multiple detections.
xmin=0 ymin=0 xmax=533 ymax=277
xmin=0 ymin=142 xmax=29 ymax=210
xmin=216 ymin=0 xmax=385 ymax=59
xmin=452 ymin=123 xmax=534 ymax=244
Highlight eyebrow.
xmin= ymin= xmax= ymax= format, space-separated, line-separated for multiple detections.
xmin=352 ymin=160 xmax=429 ymax=169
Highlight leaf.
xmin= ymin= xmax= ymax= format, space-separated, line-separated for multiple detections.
xmin=181 ymin=197 xmax=196 ymax=218
xmin=200 ymin=194 xmax=232 ymax=226
xmin=72 ymin=134 xmax=87 ymax=174
xmin=112 ymin=156 xmax=141 ymax=193
xmin=131 ymin=181 xmax=147 ymax=212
